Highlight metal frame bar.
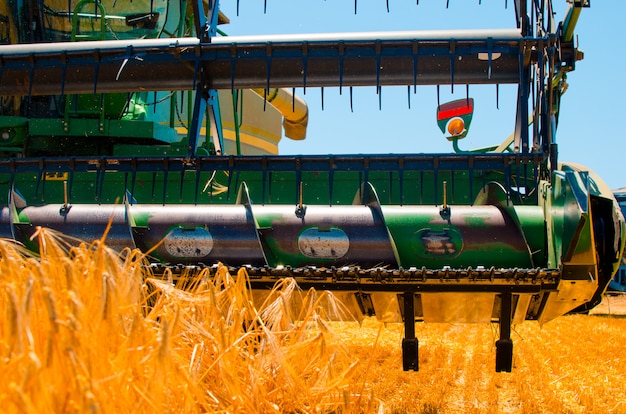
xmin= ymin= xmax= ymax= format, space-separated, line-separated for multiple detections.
xmin=0 ymin=152 xmax=545 ymax=204
xmin=147 ymin=263 xmax=560 ymax=293
xmin=0 ymin=153 xmax=547 ymax=175
xmin=0 ymin=31 xmax=535 ymax=95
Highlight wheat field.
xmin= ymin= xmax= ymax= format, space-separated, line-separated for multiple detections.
xmin=1 ymin=228 xmax=625 ymax=413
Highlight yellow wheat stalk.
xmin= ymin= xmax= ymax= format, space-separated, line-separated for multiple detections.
xmin=0 ymin=228 xmax=374 ymax=413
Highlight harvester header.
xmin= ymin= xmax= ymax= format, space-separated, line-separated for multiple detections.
xmin=0 ymin=0 xmax=622 ymax=372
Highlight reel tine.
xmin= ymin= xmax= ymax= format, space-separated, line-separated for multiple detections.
xmin=419 ymin=170 xmax=424 ymax=204
xmin=151 ymin=171 xmax=157 ymax=202
xmin=399 ymin=168 xmax=404 ymax=206
xmin=268 ymin=170 xmax=273 ymax=202
xmin=496 ymin=83 xmax=500 ymax=109
xmin=302 ymin=42 xmax=308 ymax=94
xmin=265 ymin=43 xmax=272 ymax=102
xmin=179 ymin=169 xmax=185 ymax=202
xmin=93 ymin=50 xmax=100 ymax=95
xmin=209 ymin=171 xmax=214 ymax=202
xmin=339 ymin=41 xmax=344 ymax=94
xmin=194 ymin=159 xmax=201 ymax=205
xmin=328 ymin=168 xmax=334 ymax=206
xmin=412 ymin=40 xmax=419 ymax=93
xmin=130 ymin=159 xmax=137 ymax=199
xmin=60 ymin=52 xmax=68 ymax=96
xmin=162 ymin=169 xmax=168 ymax=205
xmin=449 ymin=40 xmax=456 ymax=93
xmin=42 ymin=162 xmax=55 ymax=203
xmin=407 ymin=85 xmax=411 ymax=109
xmin=68 ymin=168 xmax=75 ymax=205
xmin=433 ymin=168 xmax=439 ymax=207
xmin=27 ymin=54 xmax=35 ymax=115
xmin=226 ymin=168 xmax=233 ymax=201
xmin=230 ymin=43 xmax=237 ymax=92
xmin=262 ymin=167 xmax=267 ymax=205
xmin=97 ymin=161 xmax=106 ymax=204
xmin=469 ymin=166 xmax=474 ymax=205
xmin=350 ymin=86 xmax=353 ymax=112
xmin=34 ymin=170 xmax=43 ymax=202
xmin=375 ymin=40 xmax=381 ymax=98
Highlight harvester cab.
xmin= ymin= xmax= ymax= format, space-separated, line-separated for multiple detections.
xmin=0 ymin=0 xmax=624 ymax=372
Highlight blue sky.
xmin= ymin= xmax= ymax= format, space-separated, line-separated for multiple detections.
xmin=218 ymin=1 xmax=624 ymax=190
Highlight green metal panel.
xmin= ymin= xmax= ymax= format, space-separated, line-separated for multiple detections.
xmin=28 ymin=118 xmax=179 ymax=143
xmin=383 ymin=205 xmax=538 ymax=269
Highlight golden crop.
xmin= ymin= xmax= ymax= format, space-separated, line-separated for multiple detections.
xmin=1 ymin=228 xmax=625 ymax=413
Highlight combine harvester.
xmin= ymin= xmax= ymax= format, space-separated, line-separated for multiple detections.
xmin=0 ymin=0 xmax=624 ymax=372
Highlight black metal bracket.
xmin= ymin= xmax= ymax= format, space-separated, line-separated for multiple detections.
xmin=402 ymin=292 xmax=419 ymax=371
xmin=495 ymin=291 xmax=514 ymax=372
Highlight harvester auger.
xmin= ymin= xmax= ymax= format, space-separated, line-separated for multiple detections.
xmin=0 ymin=0 xmax=624 ymax=372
